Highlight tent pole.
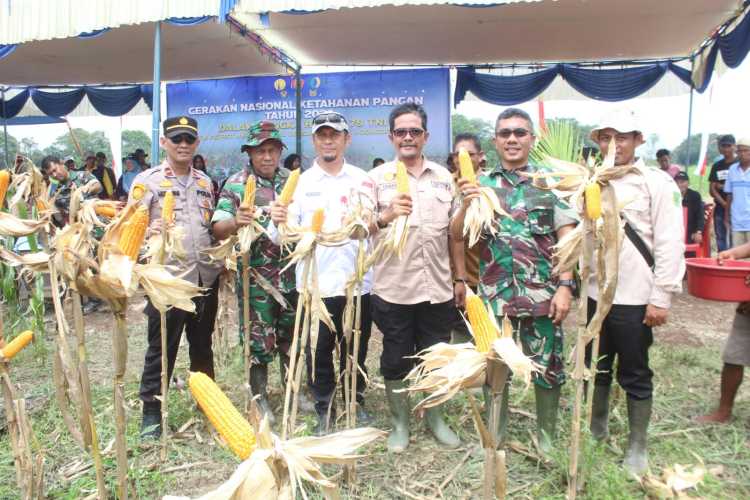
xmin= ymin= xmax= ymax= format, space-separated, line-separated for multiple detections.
xmin=686 ymin=85 xmax=694 ymax=169
xmin=151 ymin=21 xmax=162 ymax=164
xmin=295 ymin=68 xmax=302 ymax=158
xmin=2 ymin=87 xmax=9 ymax=169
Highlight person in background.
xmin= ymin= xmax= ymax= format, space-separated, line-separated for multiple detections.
xmin=372 ymin=157 xmax=385 ymax=168
xmin=134 ymin=148 xmax=151 ymax=170
xmin=93 ymin=151 xmax=117 ymax=200
xmin=283 ymin=153 xmax=302 ymax=171
xmin=709 ymin=135 xmax=738 ymax=251
xmin=115 ymin=157 xmax=142 ymax=201
xmin=192 ymin=154 xmax=219 ymax=198
xmin=724 ymin=137 xmax=750 ymax=246
xmin=655 ymin=149 xmax=682 ymax=179
xmin=674 ymin=171 xmax=704 ymax=247
xmin=64 ymin=157 xmax=77 ymax=172
xmin=83 ymin=151 xmax=97 ymax=174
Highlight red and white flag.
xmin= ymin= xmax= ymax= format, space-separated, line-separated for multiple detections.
xmin=694 ymin=130 xmax=710 ymax=177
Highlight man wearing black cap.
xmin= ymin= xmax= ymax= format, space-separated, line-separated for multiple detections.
xmin=134 ymin=148 xmax=151 ymax=170
xmin=675 ymin=171 xmax=705 ymax=247
xmin=93 ymin=151 xmax=117 ymax=200
xmin=708 ymin=135 xmax=737 ymax=251
xmin=129 ymin=116 xmax=223 ymax=439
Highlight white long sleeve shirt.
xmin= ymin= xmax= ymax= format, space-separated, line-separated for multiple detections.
xmin=588 ymin=159 xmax=685 ymax=309
xmin=267 ymin=161 xmax=374 ymax=298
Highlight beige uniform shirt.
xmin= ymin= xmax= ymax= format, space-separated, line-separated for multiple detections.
xmin=370 ymin=158 xmax=455 ymax=305
xmin=587 ymin=159 xmax=685 ymax=308
xmin=128 ymin=161 xmax=222 ymax=286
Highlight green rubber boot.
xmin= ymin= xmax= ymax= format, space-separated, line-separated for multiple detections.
xmin=385 ymin=380 xmax=410 ymax=453
xmin=249 ymin=363 xmax=275 ymax=425
xmin=623 ymin=397 xmax=652 ymax=476
xmin=590 ymin=384 xmax=611 ymax=441
xmin=535 ymin=384 xmax=561 ymax=457
xmin=425 ymin=405 xmax=461 ymax=449
xmin=483 ymin=385 xmax=509 ymax=448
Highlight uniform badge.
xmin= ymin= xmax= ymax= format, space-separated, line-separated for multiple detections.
xmin=179 ymin=117 xmax=188 ymax=125
xmin=160 ymin=180 xmax=173 ymax=188
xmin=198 ymin=179 xmax=208 ymax=189
xmin=203 ymin=210 xmax=211 ymax=223
xmin=384 ymin=172 xmax=395 ymax=181
xmin=131 ymin=183 xmax=146 ymax=201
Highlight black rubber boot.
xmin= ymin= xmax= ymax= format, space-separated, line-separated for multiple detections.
xmin=590 ymin=384 xmax=611 ymax=441
xmin=140 ymin=401 xmax=162 ymax=440
xmin=280 ymin=353 xmax=315 ymax=413
xmin=623 ymin=397 xmax=652 ymax=476
xmin=385 ymin=380 xmax=410 ymax=453
xmin=250 ymin=363 xmax=275 ymax=425
xmin=535 ymin=384 xmax=561 ymax=457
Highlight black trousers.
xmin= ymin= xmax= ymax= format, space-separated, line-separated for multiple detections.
xmin=139 ymin=277 xmax=220 ymax=405
xmin=586 ymin=298 xmax=654 ymax=400
xmin=372 ymin=295 xmax=454 ymax=381
xmin=305 ymin=294 xmax=372 ymax=414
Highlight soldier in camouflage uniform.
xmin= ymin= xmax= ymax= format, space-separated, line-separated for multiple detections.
xmin=452 ymin=108 xmax=577 ymax=456
xmin=212 ymin=121 xmax=297 ymax=423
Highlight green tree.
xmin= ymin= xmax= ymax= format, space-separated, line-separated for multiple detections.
xmin=122 ymin=130 xmax=151 ymax=157
xmin=672 ymin=133 xmax=719 ymax=167
xmin=45 ymin=128 xmax=111 ymax=164
xmin=451 ymin=114 xmax=499 ymax=167
xmin=19 ymin=137 xmax=45 ymax=166
xmin=0 ymin=133 xmax=19 ymax=169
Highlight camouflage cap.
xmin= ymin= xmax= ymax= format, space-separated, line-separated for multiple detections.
xmin=244 ymin=121 xmax=286 ymax=149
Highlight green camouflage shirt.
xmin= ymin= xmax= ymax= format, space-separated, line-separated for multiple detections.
xmin=478 ymin=164 xmax=577 ymax=318
xmin=212 ymin=164 xmax=295 ymax=293
xmin=51 ymin=170 xmax=101 ymax=227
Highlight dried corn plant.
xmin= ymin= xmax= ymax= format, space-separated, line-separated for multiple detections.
xmin=164 ymin=372 xmax=385 ymax=500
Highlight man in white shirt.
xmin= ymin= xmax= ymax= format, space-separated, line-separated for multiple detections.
xmin=270 ymin=112 xmax=375 ymax=434
xmin=587 ymin=110 xmax=685 ymax=475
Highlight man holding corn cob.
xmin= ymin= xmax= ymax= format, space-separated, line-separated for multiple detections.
xmin=269 ymin=111 xmax=376 ymax=435
xmin=452 ymin=108 xmax=577 ymax=456
xmin=587 ymin=110 xmax=684 ymax=475
xmin=131 ymin=116 xmax=222 ymax=439
xmin=212 ymin=121 xmax=298 ymax=424
xmin=368 ymin=103 xmax=461 ymax=452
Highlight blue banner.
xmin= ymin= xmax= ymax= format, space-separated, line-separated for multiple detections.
xmin=166 ymin=68 xmax=450 ymax=182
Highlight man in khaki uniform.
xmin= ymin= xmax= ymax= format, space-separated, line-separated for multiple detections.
xmin=368 ymin=103 xmax=461 ymax=452
xmin=130 ymin=116 xmax=223 ymax=439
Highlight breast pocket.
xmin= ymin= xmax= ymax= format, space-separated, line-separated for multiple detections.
xmin=429 ymin=188 xmax=453 ymax=226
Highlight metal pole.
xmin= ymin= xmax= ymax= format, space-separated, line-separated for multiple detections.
xmin=2 ymin=87 xmax=9 ymax=169
xmin=151 ymin=21 xmax=162 ymax=164
xmin=686 ymin=85 xmax=694 ymax=167
xmin=295 ymin=68 xmax=302 ymax=158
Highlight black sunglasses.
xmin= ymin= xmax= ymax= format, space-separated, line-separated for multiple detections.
xmin=313 ymin=112 xmax=346 ymax=125
xmin=392 ymin=128 xmax=425 ymax=138
xmin=168 ymin=134 xmax=197 ymax=145
xmin=495 ymin=128 xmax=531 ymax=139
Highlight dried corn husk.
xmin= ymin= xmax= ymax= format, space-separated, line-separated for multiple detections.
xmin=135 ymin=263 xmax=203 ymax=313
xmin=463 ymin=187 xmax=508 ymax=248
xmin=0 ymin=212 xmax=49 ymax=237
xmin=490 ymin=315 xmax=541 ymax=390
xmin=79 ymin=199 xmax=122 ymax=227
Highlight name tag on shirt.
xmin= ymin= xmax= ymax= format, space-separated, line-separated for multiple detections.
xmin=717 ymin=170 xmax=729 ymax=181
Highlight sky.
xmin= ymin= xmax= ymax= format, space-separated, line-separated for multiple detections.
xmin=5 ymin=55 xmax=749 ymax=158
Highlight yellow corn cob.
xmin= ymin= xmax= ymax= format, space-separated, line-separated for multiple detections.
xmin=241 ymin=176 xmax=256 ymax=208
xmin=188 ymin=372 xmax=256 ymax=460
xmin=95 ymin=205 xmax=117 ymax=218
xmin=458 ymin=149 xmax=476 ymax=183
xmin=311 ymin=208 xmax=325 ymax=233
xmin=465 ymin=294 xmax=498 ymax=353
xmin=0 ymin=170 xmax=10 ymax=207
xmin=35 ymin=198 xmax=49 ymax=212
xmin=117 ymin=206 xmax=149 ymax=261
xmin=0 ymin=330 xmax=33 ymax=360
xmin=161 ymin=191 xmax=175 ymax=224
xmin=396 ymin=161 xmax=409 ymax=194
xmin=278 ymin=168 xmax=300 ymax=205
xmin=584 ymin=182 xmax=602 ymax=220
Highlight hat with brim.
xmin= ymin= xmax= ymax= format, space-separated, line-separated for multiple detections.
xmin=737 ymin=137 xmax=750 ymax=148
xmin=163 ymin=116 xmax=198 ymax=139
xmin=244 ymin=121 xmax=286 ymax=149
xmin=674 ymin=171 xmax=689 ymax=181
xmin=311 ymin=111 xmax=349 ymax=134
xmin=589 ymin=109 xmax=644 ymax=145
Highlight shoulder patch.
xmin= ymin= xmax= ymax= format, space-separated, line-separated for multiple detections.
xmin=384 ymin=172 xmax=395 ymax=181
xmin=131 ymin=183 xmax=146 ymax=201
xmin=197 ymin=179 xmax=209 ymax=189
xmin=160 ymin=180 xmax=172 ymax=188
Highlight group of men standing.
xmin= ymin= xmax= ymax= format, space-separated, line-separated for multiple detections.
xmin=121 ymin=103 xmax=684 ymax=478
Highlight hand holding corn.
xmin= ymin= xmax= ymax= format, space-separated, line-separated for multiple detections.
xmin=380 ymin=193 xmax=412 ymax=225
xmin=456 ymin=177 xmax=481 ymax=210
xmin=235 ymin=205 xmax=255 ymax=228
xmin=269 ymin=201 xmax=289 ymax=226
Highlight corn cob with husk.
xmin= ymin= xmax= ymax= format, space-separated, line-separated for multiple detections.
xmin=237 ymin=175 xmax=267 ymax=254
xmin=117 ymin=205 xmax=149 ymax=261
xmin=382 ymin=162 xmax=410 ymax=258
xmin=0 ymin=163 xmax=48 ymax=237
xmin=465 ymin=293 xmax=498 ymax=353
xmin=0 ymin=330 xmax=33 ymax=360
xmin=0 ymin=169 xmax=11 ymax=207
xmin=458 ymin=148 xmax=508 ymax=248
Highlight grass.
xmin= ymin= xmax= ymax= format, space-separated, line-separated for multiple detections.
xmin=0 ymin=294 xmax=748 ymax=499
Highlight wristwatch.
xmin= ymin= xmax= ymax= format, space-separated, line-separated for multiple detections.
xmin=453 ymin=277 xmax=468 ymax=285
xmin=558 ymin=279 xmax=577 ymax=291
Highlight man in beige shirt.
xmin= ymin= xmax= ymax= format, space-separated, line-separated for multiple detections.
xmin=368 ymin=103 xmax=460 ymax=452
xmin=587 ymin=110 xmax=684 ymax=475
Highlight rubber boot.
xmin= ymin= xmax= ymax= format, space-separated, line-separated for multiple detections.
xmin=384 ymin=380 xmax=410 ymax=453
xmin=279 ymin=353 xmax=315 ymax=413
xmin=425 ymin=404 xmax=461 ymax=449
xmin=623 ymin=397 xmax=652 ymax=476
xmin=483 ymin=385 xmax=509 ymax=448
xmin=590 ymin=384 xmax=611 ymax=441
xmin=535 ymin=384 xmax=561 ymax=457
xmin=250 ymin=363 xmax=275 ymax=425
xmin=140 ymin=401 xmax=162 ymax=440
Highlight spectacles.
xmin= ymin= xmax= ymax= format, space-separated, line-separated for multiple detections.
xmin=495 ymin=128 xmax=531 ymax=139
xmin=169 ymin=134 xmax=197 ymax=145
xmin=313 ymin=112 xmax=346 ymax=125
xmin=392 ymin=128 xmax=425 ymax=138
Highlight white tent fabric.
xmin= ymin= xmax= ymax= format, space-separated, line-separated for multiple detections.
xmin=0 ymin=0 xmax=218 ymax=45
xmin=233 ymin=0 xmax=742 ymax=65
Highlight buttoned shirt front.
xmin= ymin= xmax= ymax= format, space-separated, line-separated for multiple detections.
xmin=587 ymin=159 xmax=685 ymax=308
xmin=725 ymin=162 xmax=750 ymax=231
xmin=268 ymin=161 xmax=374 ymax=298
xmin=128 ymin=161 xmax=222 ymax=286
xmin=369 ymin=158 xmax=455 ymax=305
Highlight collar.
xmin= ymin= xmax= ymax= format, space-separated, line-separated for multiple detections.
xmin=247 ymin=163 xmax=285 ymax=184
xmin=309 ymin=160 xmax=350 ymax=181
xmin=490 ymin=163 xmax=531 ymax=185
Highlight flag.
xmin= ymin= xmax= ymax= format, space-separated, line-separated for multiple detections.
xmin=537 ymin=99 xmax=547 ymax=133
xmin=694 ymin=130 xmax=710 ymax=177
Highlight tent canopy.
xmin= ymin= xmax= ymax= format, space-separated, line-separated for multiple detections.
xmin=233 ymin=0 xmax=742 ymax=66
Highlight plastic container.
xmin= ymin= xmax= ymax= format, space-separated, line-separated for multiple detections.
xmin=686 ymin=257 xmax=750 ymax=302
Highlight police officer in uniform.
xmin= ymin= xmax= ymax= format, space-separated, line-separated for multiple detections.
xmin=130 ymin=116 xmax=223 ymax=438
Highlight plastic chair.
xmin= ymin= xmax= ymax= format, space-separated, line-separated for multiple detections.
xmin=684 ymin=203 xmax=714 ymax=258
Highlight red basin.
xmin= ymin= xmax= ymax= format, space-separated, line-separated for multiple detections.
xmin=686 ymin=257 xmax=750 ymax=302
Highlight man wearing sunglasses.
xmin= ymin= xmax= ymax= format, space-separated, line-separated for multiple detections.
xmin=269 ymin=111 xmax=376 ymax=435
xmin=368 ymin=103 xmax=461 ymax=452
xmin=130 ymin=116 xmax=223 ymax=439
xmin=212 ymin=121 xmax=301 ymax=425
xmin=452 ymin=108 xmax=577 ymax=457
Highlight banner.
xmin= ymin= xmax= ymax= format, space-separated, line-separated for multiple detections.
xmin=167 ymin=68 xmax=450 ymax=182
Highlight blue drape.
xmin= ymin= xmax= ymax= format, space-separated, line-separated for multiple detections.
xmin=454 ymin=66 xmax=558 ymax=106
xmin=30 ymin=88 xmax=85 ymax=116
xmin=560 ymin=63 xmax=668 ymax=101
xmin=0 ymin=86 xmax=153 ymax=118
xmin=0 ymin=44 xmax=16 ymax=60
xmin=0 ymin=89 xmax=29 ymax=118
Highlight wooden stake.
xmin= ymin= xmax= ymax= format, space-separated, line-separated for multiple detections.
xmin=112 ymin=304 xmax=129 ymax=500
xmin=242 ymin=252 xmax=252 ymax=416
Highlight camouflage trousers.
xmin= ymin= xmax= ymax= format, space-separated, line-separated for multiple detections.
xmin=236 ymin=265 xmax=297 ymax=365
xmin=504 ymin=316 xmax=565 ymax=389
